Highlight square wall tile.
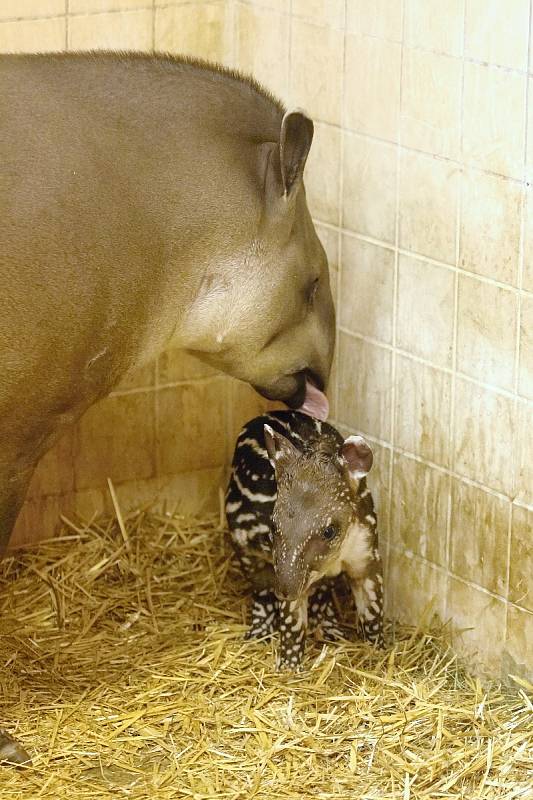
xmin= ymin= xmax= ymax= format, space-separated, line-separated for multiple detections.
xmin=338 ymin=333 xmax=393 ymax=441
xmin=292 ymin=0 xmax=344 ymax=28
xmin=447 ymin=577 xmax=507 ymax=677
xmin=388 ymin=550 xmax=447 ymax=624
xmin=11 ymin=493 xmax=73 ymax=550
xmin=519 ymin=294 xmax=533 ymax=400
xmin=0 ymin=0 xmax=65 ymax=17
xmin=457 ymin=275 xmax=517 ymax=391
xmin=158 ymin=349 xmax=218 ymax=384
xmin=527 ymin=80 xmax=533 ymax=181
xmin=69 ymin=0 xmax=148 ymax=11
xmin=454 ymin=378 xmax=515 ymax=495
xmin=235 ymin=4 xmax=289 ymax=101
xmin=397 ymin=255 xmax=455 ymax=368
xmin=155 ymin=4 xmax=227 ymax=63
xmin=27 ymin=427 xmax=76 ymax=499
xmin=158 ymin=379 xmax=227 ymax=474
xmin=74 ymin=392 xmax=156 ymax=490
xmin=304 ymin=122 xmax=341 ymax=225
xmin=0 ymin=16 xmax=66 ymax=51
xmin=340 ymin=236 xmax=394 ymax=344
xmin=523 ymin=188 xmax=533 ymax=292
xmin=315 ymin=224 xmax=339 ymax=277
xmin=290 ymin=18 xmax=343 ymax=125
xmin=463 ymin=62 xmax=526 ymax=180
xmin=394 ymin=356 xmax=451 ymax=467
xmin=460 ymin=170 xmax=522 ymax=285
xmin=158 ymin=468 xmax=224 ymax=516
xmin=450 ymin=481 xmax=510 ymax=597
xmin=515 ymin=399 xmax=533 ymax=506
xmin=503 ymin=605 xmax=533 ymax=683
xmin=391 ymin=454 xmax=449 ymax=566
xmin=68 ymin=9 xmax=152 ymax=50
xmin=343 ymin=133 xmax=397 ymax=243
xmin=115 ymin=361 xmax=155 ymax=391
xmin=465 ymin=0 xmax=529 ymax=71
xmin=229 ymin=0 xmax=288 ymax=10
xmin=346 ymin=0 xmax=403 ymax=41
xmin=344 ymin=34 xmax=401 ymax=142
xmin=399 ymin=150 xmax=459 ymax=265
xmin=401 ymin=48 xmax=462 ymax=160
xmin=509 ymin=505 xmax=533 ymax=611
xmin=404 ymin=0 xmax=464 ymax=56
xmin=366 ymin=441 xmax=391 ymax=538
xmin=337 ymin=423 xmax=392 ymax=536
xmin=227 ymin=379 xmax=277 ymax=445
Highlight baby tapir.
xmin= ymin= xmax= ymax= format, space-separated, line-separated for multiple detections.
xmin=225 ymin=410 xmax=384 ymax=669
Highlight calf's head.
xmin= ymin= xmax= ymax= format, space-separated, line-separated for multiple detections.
xmin=264 ymin=425 xmax=374 ymax=601
xmin=183 ymin=110 xmax=335 ymax=414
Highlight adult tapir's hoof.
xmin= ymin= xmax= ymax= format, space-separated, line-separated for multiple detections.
xmin=0 ymin=729 xmax=32 ymax=767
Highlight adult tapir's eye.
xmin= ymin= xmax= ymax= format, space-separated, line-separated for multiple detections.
xmin=322 ymin=524 xmax=338 ymax=541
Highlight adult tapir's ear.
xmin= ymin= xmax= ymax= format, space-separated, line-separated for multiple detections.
xmin=338 ymin=435 xmax=373 ymax=480
xmin=279 ymin=110 xmax=314 ymax=197
xmin=264 ymin=424 xmax=299 ymax=470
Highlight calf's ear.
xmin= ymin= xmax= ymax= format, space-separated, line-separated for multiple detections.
xmin=338 ymin=435 xmax=373 ymax=480
xmin=264 ymin=424 xmax=299 ymax=471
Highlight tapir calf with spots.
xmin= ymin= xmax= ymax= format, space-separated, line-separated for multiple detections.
xmin=226 ymin=411 xmax=384 ymax=670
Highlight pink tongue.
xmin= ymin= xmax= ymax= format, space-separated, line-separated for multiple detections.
xmin=297 ymin=379 xmax=329 ymax=421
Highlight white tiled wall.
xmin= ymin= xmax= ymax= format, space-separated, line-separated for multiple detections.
xmin=1 ymin=0 xmax=531 ymax=682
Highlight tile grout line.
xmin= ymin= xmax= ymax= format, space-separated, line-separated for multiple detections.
xmin=336 ymin=422 xmax=533 ymax=513
xmin=337 ymin=325 xmax=533 ymax=403
xmin=333 ymin=0 xmax=346 ymax=428
xmin=504 ymin=0 xmax=533 ymax=651
xmin=307 ymin=121 xmax=527 ymax=187
xmin=387 ymin=543 xmax=529 ymax=612
xmin=313 ymin=220 xmax=533 ymax=298
xmin=444 ymin=0 xmax=467 ymax=619
xmin=384 ymin=0 xmax=405 ymax=599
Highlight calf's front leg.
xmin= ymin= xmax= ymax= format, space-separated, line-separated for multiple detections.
xmin=276 ymin=596 xmax=308 ymax=670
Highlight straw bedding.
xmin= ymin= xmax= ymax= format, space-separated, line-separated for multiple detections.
xmin=0 ymin=494 xmax=531 ymax=799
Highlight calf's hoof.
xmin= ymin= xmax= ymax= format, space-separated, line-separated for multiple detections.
xmin=0 ymin=729 xmax=32 ymax=767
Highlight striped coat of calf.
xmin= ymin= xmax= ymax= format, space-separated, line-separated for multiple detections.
xmin=226 ymin=410 xmax=384 ymax=669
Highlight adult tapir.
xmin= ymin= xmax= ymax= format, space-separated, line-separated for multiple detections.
xmin=0 ymin=52 xmax=335 ymax=566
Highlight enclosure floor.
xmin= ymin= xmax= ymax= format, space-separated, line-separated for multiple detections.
xmin=0 ymin=508 xmax=531 ymax=799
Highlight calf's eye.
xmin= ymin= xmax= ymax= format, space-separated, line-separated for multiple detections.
xmin=322 ymin=524 xmax=338 ymax=541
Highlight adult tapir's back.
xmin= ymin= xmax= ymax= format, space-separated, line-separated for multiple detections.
xmin=0 ymin=52 xmax=335 ymax=555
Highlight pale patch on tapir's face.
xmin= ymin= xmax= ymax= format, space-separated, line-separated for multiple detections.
xmin=208 ymin=189 xmax=336 ymax=407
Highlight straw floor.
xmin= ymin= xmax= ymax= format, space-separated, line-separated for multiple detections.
xmin=0 ymin=497 xmax=531 ymax=799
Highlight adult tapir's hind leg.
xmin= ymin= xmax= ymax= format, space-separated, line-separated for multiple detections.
xmin=0 ymin=445 xmax=43 ymax=765
xmin=0 ymin=461 xmax=36 ymax=558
